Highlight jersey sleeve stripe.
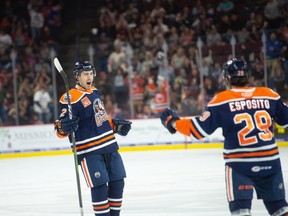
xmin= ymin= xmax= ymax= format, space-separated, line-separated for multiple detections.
xmin=191 ymin=117 xmax=209 ymax=137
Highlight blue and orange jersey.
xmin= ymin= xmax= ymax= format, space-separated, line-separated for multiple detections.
xmin=55 ymin=86 xmax=118 ymax=157
xmin=175 ymin=86 xmax=288 ymax=176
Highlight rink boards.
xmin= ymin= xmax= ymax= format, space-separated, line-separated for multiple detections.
xmin=0 ymin=118 xmax=288 ymax=159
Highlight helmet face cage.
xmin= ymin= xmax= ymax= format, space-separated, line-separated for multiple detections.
xmin=73 ymin=61 xmax=96 ymax=79
xmin=223 ymin=58 xmax=249 ymax=87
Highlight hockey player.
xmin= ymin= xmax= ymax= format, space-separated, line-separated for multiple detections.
xmin=54 ymin=61 xmax=131 ymax=216
xmin=160 ymin=58 xmax=288 ymax=216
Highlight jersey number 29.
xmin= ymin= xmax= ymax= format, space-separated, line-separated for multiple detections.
xmin=234 ymin=110 xmax=273 ymax=146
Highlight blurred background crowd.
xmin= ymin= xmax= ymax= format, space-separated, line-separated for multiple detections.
xmin=0 ymin=0 xmax=288 ymax=126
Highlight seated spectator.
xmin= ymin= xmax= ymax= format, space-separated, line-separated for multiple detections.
xmin=206 ymin=25 xmax=222 ymax=47
xmin=237 ymin=27 xmax=250 ymax=44
xmin=250 ymin=62 xmax=265 ymax=86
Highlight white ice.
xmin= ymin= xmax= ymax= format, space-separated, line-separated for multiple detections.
xmin=0 ymin=148 xmax=288 ymax=216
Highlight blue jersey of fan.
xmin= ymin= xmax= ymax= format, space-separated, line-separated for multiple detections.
xmin=55 ymin=86 xmax=119 ymax=156
xmin=175 ymin=86 xmax=288 ymax=177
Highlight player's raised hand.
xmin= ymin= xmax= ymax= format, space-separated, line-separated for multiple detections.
xmin=160 ymin=108 xmax=180 ymax=134
xmin=112 ymin=119 xmax=132 ymax=136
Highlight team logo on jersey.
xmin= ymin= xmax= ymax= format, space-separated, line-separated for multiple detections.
xmin=94 ymin=172 xmax=101 ymax=178
xmin=155 ymin=93 xmax=165 ymax=102
xmin=199 ymin=111 xmax=210 ymax=121
xmin=93 ymin=98 xmax=108 ymax=126
xmin=241 ymin=91 xmax=253 ymax=98
xmin=251 ymin=166 xmax=260 ymax=172
xmin=81 ymin=96 xmax=91 ymax=108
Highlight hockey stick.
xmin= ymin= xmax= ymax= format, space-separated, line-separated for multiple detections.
xmin=54 ymin=57 xmax=84 ymax=216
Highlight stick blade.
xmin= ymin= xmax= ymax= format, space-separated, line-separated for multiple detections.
xmin=54 ymin=57 xmax=63 ymax=73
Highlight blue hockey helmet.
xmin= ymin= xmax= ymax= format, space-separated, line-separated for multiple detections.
xmin=73 ymin=61 xmax=96 ymax=79
xmin=223 ymin=58 xmax=249 ymax=87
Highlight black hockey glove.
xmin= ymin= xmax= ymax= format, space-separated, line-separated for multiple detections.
xmin=112 ymin=119 xmax=132 ymax=136
xmin=56 ymin=116 xmax=79 ymax=136
xmin=160 ymin=108 xmax=180 ymax=134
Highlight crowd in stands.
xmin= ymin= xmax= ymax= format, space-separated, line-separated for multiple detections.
xmin=0 ymin=0 xmax=62 ymax=125
xmin=1 ymin=0 xmax=288 ymax=125
xmin=91 ymin=0 xmax=288 ymax=120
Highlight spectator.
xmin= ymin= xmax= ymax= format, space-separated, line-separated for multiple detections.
xmin=250 ymin=62 xmax=265 ymax=86
xmin=170 ymin=47 xmax=187 ymax=72
xmin=33 ymin=84 xmax=51 ymax=123
xmin=94 ymin=33 xmax=112 ymax=73
xmin=269 ymin=59 xmax=285 ymax=93
xmin=0 ymin=28 xmax=12 ymax=49
xmin=206 ymin=25 xmax=222 ymax=47
xmin=115 ymin=13 xmax=130 ymax=38
xmin=203 ymin=77 xmax=217 ymax=100
xmin=264 ymin=0 xmax=286 ymax=29
xmin=27 ymin=3 xmax=44 ymax=41
xmin=217 ymin=14 xmax=231 ymax=34
xmin=150 ymin=1 xmax=166 ymax=21
xmin=112 ymin=66 xmax=129 ymax=109
xmin=265 ymin=30 xmax=282 ymax=69
xmin=151 ymin=75 xmax=170 ymax=115
xmin=47 ymin=3 xmax=62 ymax=39
xmin=152 ymin=17 xmax=169 ymax=36
xmin=166 ymin=26 xmax=179 ymax=46
xmin=156 ymin=51 xmax=174 ymax=83
xmin=11 ymin=25 xmax=30 ymax=50
xmin=237 ymin=27 xmax=250 ymax=44
xmin=107 ymin=43 xmax=127 ymax=73
xmin=179 ymin=26 xmax=193 ymax=48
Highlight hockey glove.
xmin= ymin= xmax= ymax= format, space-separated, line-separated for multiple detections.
xmin=55 ymin=116 xmax=79 ymax=136
xmin=160 ymin=108 xmax=180 ymax=134
xmin=112 ymin=119 xmax=132 ymax=136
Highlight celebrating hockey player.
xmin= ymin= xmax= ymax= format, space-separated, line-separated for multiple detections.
xmin=54 ymin=60 xmax=131 ymax=216
xmin=160 ymin=58 xmax=288 ymax=216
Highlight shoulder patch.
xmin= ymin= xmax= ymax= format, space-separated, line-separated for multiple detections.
xmin=199 ymin=111 xmax=211 ymax=121
xmin=59 ymin=89 xmax=87 ymax=104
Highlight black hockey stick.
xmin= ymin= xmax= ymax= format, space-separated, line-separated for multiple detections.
xmin=54 ymin=57 xmax=84 ymax=216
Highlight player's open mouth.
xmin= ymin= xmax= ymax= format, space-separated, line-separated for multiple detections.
xmin=87 ymin=82 xmax=92 ymax=85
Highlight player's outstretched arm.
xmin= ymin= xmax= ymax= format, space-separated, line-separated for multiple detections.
xmin=160 ymin=108 xmax=180 ymax=134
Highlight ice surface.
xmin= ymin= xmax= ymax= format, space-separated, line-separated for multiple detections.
xmin=0 ymin=148 xmax=287 ymax=216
